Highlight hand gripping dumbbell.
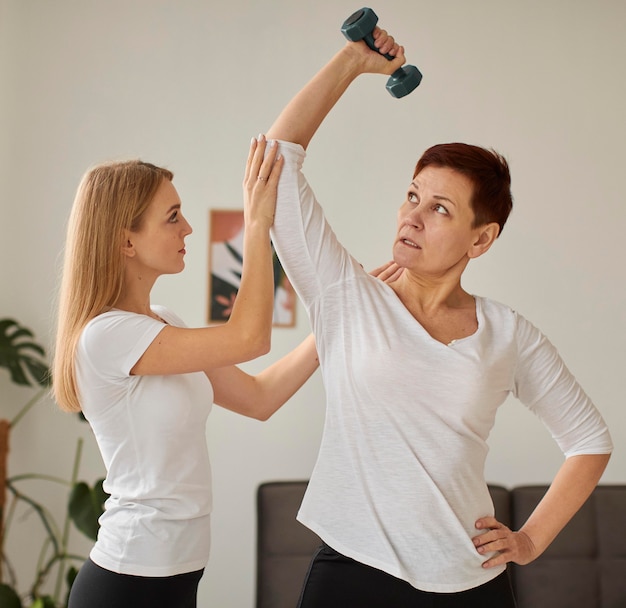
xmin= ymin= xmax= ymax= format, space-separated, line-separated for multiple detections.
xmin=341 ymin=7 xmax=422 ymax=98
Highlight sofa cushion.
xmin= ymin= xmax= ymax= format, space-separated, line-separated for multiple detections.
xmin=510 ymin=485 xmax=626 ymax=608
xmin=256 ymin=481 xmax=318 ymax=608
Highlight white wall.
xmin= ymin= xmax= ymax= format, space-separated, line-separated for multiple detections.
xmin=1 ymin=1 xmax=624 ymax=606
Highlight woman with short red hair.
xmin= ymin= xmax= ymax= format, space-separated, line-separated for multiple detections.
xmin=265 ymin=20 xmax=612 ymax=608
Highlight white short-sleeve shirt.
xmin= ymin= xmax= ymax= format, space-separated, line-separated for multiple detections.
xmin=76 ymin=306 xmax=213 ymax=577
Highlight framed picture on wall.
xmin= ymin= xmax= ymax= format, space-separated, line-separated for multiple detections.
xmin=207 ymin=209 xmax=296 ymax=327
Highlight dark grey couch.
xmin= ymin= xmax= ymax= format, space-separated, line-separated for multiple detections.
xmin=256 ymin=481 xmax=626 ymax=608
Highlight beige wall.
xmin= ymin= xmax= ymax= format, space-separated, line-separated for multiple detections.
xmin=2 ymin=1 xmax=624 ymax=606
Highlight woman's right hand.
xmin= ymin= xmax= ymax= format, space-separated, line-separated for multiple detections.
xmin=370 ymin=260 xmax=403 ymax=284
xmin=343 ymin=26 xmax=406 ymax=77
xmin=243 ymin=135 xmax=283 ymax=230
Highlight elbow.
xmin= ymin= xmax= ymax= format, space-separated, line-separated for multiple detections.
xmin=254 ymin=408 xmax=273 ymax=422
xmin=259 ymin=335 xmax=271 ymax=356
xmin=246 ymin=333 xmax=271 ymax=359
xmin=244 ymin=399 xmax=274 ymax=422
xmin=251 ymin=392 xmax=284 ymax=422
xmin=228 ymin=315 xmax=272 ymax=360
xmin=600 ymin=451 xmax=612 ymax=469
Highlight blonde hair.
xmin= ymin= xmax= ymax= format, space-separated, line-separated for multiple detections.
xmin=53 ymin=160 xmax=173 ymax=412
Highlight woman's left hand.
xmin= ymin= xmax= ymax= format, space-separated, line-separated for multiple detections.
xmin=472 ymin=517 xmax=538 ymax=568
xmin=243 ymin=135 xmax=283 ymax=230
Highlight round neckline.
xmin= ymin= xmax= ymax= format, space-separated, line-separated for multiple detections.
xmin=109 ymin=307 xmax=168 ymax=324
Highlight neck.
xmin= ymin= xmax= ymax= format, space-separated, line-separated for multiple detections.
xmin=389 ymin=269 xmax=478 ymax=346
xmin=390 ymin=268 xmax=472 ymax=315
xmin=114 ymin=267 xmax=157 ymax=316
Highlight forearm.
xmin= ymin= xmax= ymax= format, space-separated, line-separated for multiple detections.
xmin=474 ymin=452 xmax=611 ymax=568
xmin=226 ymin=224 xmax=274 ymax=355
xmin=210 ymin=333 xmax=319 ymax=420
xmin=266 ymin=47 xmax=362 ymax=149
xmin=266 ymin=29 xmax=405 ymax=150
xmin=223 ymin=137 xmax=283 ymax=357
xmin=519 ymin=453 xmax=610 ymax=556
xmin=252 ymin=333 xmax=319 ymax=418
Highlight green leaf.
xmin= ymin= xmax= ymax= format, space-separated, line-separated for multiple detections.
xmin=0 ymin=318 xmax=50 ymax=388
xmin=64 ymin=566 xmax=79 ymax=608
xmin=65 ymin=565 xmax=79 ymax=588
xmin=29 ymin=597 xmax=57 ymax=608
xmin=68 ymin=478 xmax=108 ymax=540
xmin=0 ymin=583 xmax=23 ymax=608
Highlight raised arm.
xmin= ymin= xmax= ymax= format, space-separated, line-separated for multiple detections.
xmin=131 ymin=137 xmax=283 ymax=376
xmin=266 ymin=28 xmax=406 ymax=149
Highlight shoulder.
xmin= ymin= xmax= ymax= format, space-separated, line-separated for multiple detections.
xmin=476 ymin=296 xmax=517 ymax=327
xmin=151 ymin=305 xmax=186 ymax=328
xmin=80 ymin=310 xmax=166 ymax=358
xmin=476 ymin=296 xmax=547 ymax=349
xmin=78 ymin=310 xmax=170 ymax=377
xmin=477 ymin=296 xmax=533 ymax=326
xmin=82 ymin=310 xmax=135 ymax=338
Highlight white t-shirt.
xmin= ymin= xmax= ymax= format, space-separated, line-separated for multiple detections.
xmin=270 ymin=141 xmax=613 ymax=593
xmin=76 ymin=306 xmax=213 ymax=577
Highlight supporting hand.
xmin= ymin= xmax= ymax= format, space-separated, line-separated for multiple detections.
xmin=243 ymin=135 xmax=283 ymax=230
xmin=472 ymin=517 xmax=537 ymax=568
xmin=369 ymin=260 xmax=403 ymax=283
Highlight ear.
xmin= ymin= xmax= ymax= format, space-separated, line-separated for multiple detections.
xmin=468 ymin=222 xmax=500 ymax=259
xmin=121 ymin=231 xmax=136 ymax=258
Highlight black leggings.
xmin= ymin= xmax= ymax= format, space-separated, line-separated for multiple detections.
xmin=68 ymin=559 xmax=204 ymax=608
xmin=297 ymin=544 xmax=517 ymax=608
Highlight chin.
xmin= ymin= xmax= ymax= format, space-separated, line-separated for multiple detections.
xmin=392 ymin=248 xmax=411 ymax=270
xmin=168 ymin=263 xmax=186 ymax=274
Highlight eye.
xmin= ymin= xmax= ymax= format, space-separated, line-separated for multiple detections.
xmin=434 ymin=203 xmax=448 ymax=215
xmin=168 ymin=210 xmax=179 ymax=223
xmin=407 ymin=192 xmax=418 ymax=204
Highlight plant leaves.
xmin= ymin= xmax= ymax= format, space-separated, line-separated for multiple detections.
xmin=0 ymin=583 xmax=23 ymax=608
xmin=0 ymin=318 xmax=50 ymax=388
xmin=65 ymin=566 xmax=79 ymax=588
xmin=29 ymin=597 xmax=57 ymax=608
xmin=64 ymin=566 xmax=79 ymax=608
xmin=68 ymin=478 xmax=108 ymax=541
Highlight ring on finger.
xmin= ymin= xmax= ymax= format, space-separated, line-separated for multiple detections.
xmin=257 ymin=176 xmax=268 ymax=181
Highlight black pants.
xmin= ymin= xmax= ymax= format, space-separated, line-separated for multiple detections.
xmin=297 ymin=544 xmax=517 ymax=608
xmin=68 ymin=559 xmax=204 ymax=608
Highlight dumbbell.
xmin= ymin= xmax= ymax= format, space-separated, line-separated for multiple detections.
xmin=341 ymin=7 xmax=422 ymax=98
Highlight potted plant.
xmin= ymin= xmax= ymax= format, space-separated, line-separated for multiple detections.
xmin=0 ymin=318 xmax=107 ymax=608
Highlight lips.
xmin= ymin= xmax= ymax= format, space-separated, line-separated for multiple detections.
xmin=401 ymin=238 xmax=420 ymax=249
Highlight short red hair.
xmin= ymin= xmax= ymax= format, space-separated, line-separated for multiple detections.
xmin=414 ymin=143 xmax=513 ymax=236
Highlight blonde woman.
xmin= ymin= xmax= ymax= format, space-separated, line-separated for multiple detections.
xmin=53 ymin=136 xmax=320 ymax=608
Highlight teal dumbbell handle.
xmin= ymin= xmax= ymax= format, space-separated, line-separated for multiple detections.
xmin=341 ymin=7 xmax=422 ymax=98
xmin=341 ymin=7 xmax=395 ymax=59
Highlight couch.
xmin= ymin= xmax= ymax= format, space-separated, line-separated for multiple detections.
xmin=256 ymin=481 xmax=626 ymax=608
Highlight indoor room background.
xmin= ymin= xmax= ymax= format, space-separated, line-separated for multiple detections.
xmin=1 ymin=1 xmax=624 ymax=606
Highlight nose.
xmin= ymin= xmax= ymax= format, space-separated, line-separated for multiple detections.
xmin=400 ymin=203 xmax=423 ymax=229
xmin=181 ymin=215 xmax=193 ymax=236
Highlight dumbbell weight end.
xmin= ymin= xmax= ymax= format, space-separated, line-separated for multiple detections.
xmin=387 ymin=64 xmax=423 ymax=99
